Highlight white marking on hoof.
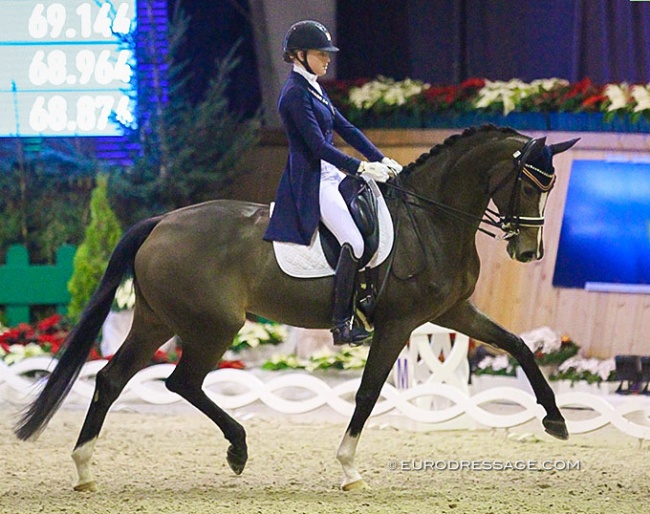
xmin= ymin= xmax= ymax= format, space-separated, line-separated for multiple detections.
xmin=337 ymin=432 xmax=364 ymax=489
xmin=342 ymin=479 xmax=369 ymax=491
xmin=73 ymin=481 xmax=97 ymax=492
xmin=71 ymin=438 xmax=97 ymax=492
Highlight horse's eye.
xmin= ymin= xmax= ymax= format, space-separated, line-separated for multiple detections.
xmin=522 ymin=183 xmax=537 ymax=198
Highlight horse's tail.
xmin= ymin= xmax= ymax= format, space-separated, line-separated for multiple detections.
xmin=14 ymin=216 xmax=163 ymax=441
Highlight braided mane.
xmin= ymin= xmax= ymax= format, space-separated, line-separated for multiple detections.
xmin=401 ymin=125 xmax=520 ymax=175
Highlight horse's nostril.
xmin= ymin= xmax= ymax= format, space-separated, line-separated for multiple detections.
xmin=518 ymin=251 xmax=536 ymax=262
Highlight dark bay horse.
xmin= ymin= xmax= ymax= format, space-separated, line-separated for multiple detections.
xmin=15 ymin=126 xmax=578 ymax=491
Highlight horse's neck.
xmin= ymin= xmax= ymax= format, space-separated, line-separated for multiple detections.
xmin=404 ymin=134 xmax=522 ymax=219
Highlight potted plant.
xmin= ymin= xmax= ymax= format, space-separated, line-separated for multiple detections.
xmin=225 ymin=320 xmax=290 ymax=366
xmin=471 ymin=353 xmax=518 ymax=392
xmin=550 ymin=356 xmax=617 ymax=394
xmin=0 ymin=314 xmax=101 ymax=366
xmin=67 ymin=174 xmax=123 ymax=322
xmin=347 ymin=76 xmax=428 ymax=128
xmin=519 ymin=327 xmax=580 ymax=374
xmin=100 ymin=277 xmax=135 ymax=357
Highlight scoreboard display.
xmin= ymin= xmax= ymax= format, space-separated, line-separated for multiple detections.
xmin=0 ymin=0 xmax=137 ymax=137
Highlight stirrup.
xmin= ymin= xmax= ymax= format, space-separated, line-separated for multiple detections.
xmin=331 ymin=318 xmax=372 ymax=346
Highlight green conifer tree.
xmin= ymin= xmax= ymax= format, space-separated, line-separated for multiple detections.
xmin=109 ymin=3 xmax=260 ymax=227
xmin=67 ymin=174 xmax=122 ymax=321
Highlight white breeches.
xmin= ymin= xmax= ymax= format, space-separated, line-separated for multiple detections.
xmin=319 ymin=169 xmax=364 ymax=259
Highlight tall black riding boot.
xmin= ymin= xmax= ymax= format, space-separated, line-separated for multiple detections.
xmin=331 ymin=244 xmax=372 ymax=345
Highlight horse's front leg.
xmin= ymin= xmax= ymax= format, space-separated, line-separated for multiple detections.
xmin=337 ymin=325 xmax=410 ymax=490
xmin=433 ymin=300 xmax=568 ymax=440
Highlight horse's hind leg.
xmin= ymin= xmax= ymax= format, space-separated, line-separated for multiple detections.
xmin=433 ymin=300 xmax=568 ymax=440
xmin=165 ymin=323 xmax=248 ymax=475
xmin=71 ymin=304 xmax=173 ymax=491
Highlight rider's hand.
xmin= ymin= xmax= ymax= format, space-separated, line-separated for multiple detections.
xmin=358 ymin=161 xmax=391 ymax=182
xmin=382 ymin=157 xmax=403 ymax=176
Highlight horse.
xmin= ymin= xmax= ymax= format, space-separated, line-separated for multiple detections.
xmin=14 ymin=125 xmax=578 ymax=492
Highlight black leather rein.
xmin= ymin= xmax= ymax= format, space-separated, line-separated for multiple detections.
xmin=382 ymin=139 xmax=550 ymax=240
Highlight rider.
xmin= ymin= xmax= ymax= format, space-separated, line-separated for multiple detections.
xmin=263 ymin=20 xmax=403 ymax=345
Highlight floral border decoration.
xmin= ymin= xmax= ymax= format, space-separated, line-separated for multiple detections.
xmin=323 ymin=77 xmax=650 ymax=132
xmin=473 ymin=326 xmax=616 ymax=384
xmin=0 ymin=315 xmax=286 ymax=370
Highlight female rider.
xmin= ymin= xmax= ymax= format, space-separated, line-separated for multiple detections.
xmin=263 ymin=20 xmax=402 ymax=345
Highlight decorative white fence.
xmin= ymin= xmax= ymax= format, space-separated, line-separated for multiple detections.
xmin=1 ymin=324 xmax=649 ymax=441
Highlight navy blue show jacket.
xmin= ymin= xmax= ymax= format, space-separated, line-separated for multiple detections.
xmin=263 ymin=71 xmax=385 ymax=245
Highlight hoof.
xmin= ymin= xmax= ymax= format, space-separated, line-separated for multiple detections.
xmin=73 ymin=481 xmax=97 ymax=492
xmin=342 ymin=479 xmax=369 ymax=491
xmin=227 ymin=444 xmax=248 ymax=475
xmin=543 ymin=416 xmax=569 ymax=440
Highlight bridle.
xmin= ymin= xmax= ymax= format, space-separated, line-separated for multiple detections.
xmin=383 ymin=138 xmax=555 ymax=240
xmin=483 ymin=138 xmax=555 ymax=239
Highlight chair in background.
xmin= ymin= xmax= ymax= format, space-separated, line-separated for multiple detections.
xmin=614 ymin=355 xmax=641 ymax=394
xmin=640 ymin=356 xmax=650 ymax=395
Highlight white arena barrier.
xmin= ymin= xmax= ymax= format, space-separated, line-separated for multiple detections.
xmin=1 ymin=323 xmax=649 ymax=441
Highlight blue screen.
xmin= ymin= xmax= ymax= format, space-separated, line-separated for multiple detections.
xmin=553 ymin=159 xmax=650 ymax=289
xmin=0 ymin=0 xmax=136 ymax=137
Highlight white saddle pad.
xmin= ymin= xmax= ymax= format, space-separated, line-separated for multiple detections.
xmin=272 ymin=181 xmax=394 ymax=278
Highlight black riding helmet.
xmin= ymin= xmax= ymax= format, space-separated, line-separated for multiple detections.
xmin=282 ymin=20 xmax=339 ymax=73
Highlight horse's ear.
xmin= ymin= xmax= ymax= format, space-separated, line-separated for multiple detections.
xmin=549 ymin=138 xmax=580 ymax=155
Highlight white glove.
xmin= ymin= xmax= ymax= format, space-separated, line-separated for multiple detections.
xmin=358 ymin=161 xmax=391 ymax=182
xmin=382 ymin=157 xmax=403 ymax=175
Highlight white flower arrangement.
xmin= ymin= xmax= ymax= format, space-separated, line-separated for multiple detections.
xmin=475 ymin=354 xmax=516 ymax=376
xmin=552 ymin=356 xmax=616 ymax=384
xmin=349 ymin=76 xmax=428 ymax=110
xmin=474 ymin=78 xmax=569 ymax=115
xmin=1 ymin=342 xmax=47 ymax=365
xmin=336 ymin=76 xmax=650 ymax=126
xmin=262 ymin=353 xmax=304 ymax=370
xmin=261 ymin=346 xmax=369 ymax=371
xmin=113 ymin=278 xmax=135 ymax=311
xmin=603 ymin=83 xmax=631 ymax=112
xmin=520 ymin=326 xmax=562 ymax=354
xmin=230 ymin=320 xmax=288 ymax=352
xmin=306 ymin=346 xmax=369 ymax=371
xmin=630 ymin=84 xmax=650 ymax=113
xmin=531 ymin=78 xmax=571 ymax=92
xmin=519 ymin=326 xmax=580 ymax=366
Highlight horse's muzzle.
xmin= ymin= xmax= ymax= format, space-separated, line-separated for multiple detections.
xmin=507 ymin=236 xmax=544 ymax=262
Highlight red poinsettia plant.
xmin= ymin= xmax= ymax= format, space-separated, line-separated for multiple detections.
xmin=0 ymin=314 xmax=92 ymax=358
xmin=544 ymin=78 xmax=607 ymax=113
xmin=415 ymin=78 xmax=487 ymax=113
xmin=318 ymin=75 xmax=650 ymax=128
xmin=0 ymin=314 xmax=243 ymax=367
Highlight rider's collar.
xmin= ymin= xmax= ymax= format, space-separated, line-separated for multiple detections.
xmin=293 ymin=63 xmax=322 ymax=94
